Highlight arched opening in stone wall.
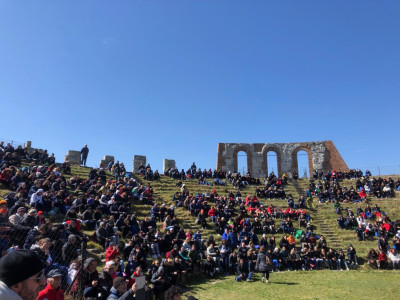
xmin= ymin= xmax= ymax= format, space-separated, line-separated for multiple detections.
xmin=237 ymin=151 xmax=248 ymax=174
xmin=261 ymin=146 xmax=282 ymax=178
xmin=297 ymin=150 xmax=309 ymax=178
xmin=267 ymin=151 xmax=278 ymax=176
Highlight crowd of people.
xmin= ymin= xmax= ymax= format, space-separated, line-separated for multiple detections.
xmin=308 ymin=174 xmax=399 ymax=203
xmin=306 ymin=170 xmax=400 ymax=270
xmin=1 ymin=142 xmax=400 ymax=300
xmin=0 ymin=143 xmax=173 ymax=299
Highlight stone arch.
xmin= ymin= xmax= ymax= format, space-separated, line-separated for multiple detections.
xmin=232 ymin=145 xmax=253 ymax=174
xmin=261 ymin=145 xmax=282 ymax=177
xmin=291 ymin=145 xmax=313 ymax=176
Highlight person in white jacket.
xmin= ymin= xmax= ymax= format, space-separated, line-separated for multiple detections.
xmin=388 ymin=249 xmax=400 ymax=269
xmin=383 ymin=185 xmax=391 ymax=198
xmin=29 ymin=189 xmax=44 ymax=210
xmin=9 ymin=208 xmax=30 ymax=230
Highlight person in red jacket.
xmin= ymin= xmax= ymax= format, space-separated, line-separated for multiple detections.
xmin=105 ymin=242 xmax=120 ymax=262
xmin=37 ymin=269 xmax=64 ymax=300
xmin=377 ymin=250 xmax=388 ymax=270
xmin=207 ymin=207 xmax=217 ymax=223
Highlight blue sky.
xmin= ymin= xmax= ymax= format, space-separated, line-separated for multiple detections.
xmin=0 ymin=1 xmax=399 ymax=175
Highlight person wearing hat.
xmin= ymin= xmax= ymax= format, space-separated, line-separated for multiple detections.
xmin=99 ymin=261 xmax=116 ymax=291
xmin=107 ymin=277 xmax=137 ymax=300
xmin=0 ymin=199 xmax=8 ymax=218
xmin=0 ymin=199 xmax=7 ymax=208
xmin=0 ymin=250 xmax=46 ymax=300
xmin=37 ymin=269 xmax=64 ymax=300
xmin=166 ymin=244 xmax=179 ymax=260
xmin=96 ymin=221 xmax=109 ymax=248
xmin=62 ymin=234 xmax=79 ymax=265
xmin=37 ymin=211 xmax=46 ymax=226
xmin=9 ymin=207 xmax=30 ymax=231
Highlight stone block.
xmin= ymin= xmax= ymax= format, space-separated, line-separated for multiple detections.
xmin=100 ymin=155 xmax=114 ymax=168
xmin=133 ymin=155 xmax=146 ymax=173
xmin=24 ymin=141 xmax=34 ymax=155
xmin=163 ymin=159 xmax=176 ymax=173
xmin=64 ymin=150 xmax=81 ymax=165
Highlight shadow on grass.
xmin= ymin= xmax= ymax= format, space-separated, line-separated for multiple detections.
xmin=271 ymin=281 xmax=299 ymax=285
xmin=184 ymin=274 xmax=231 ymax=292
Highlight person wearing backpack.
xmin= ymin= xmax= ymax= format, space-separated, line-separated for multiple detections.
xmin=255 ymin=246 xmax=272 ymax=283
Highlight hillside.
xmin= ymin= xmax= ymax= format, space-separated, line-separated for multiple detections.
xmin=1 ymin=163 xmax=400 ymax=300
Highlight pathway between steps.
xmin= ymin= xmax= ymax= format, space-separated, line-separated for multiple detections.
xmin=312 ymin=207 xmax=342 ymax=249
xmin=292 ymin=180 xmax=343 ymax=249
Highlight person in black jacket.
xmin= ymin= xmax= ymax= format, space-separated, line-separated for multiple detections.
xmin=62 ymin=234 xmax=79 ymax=266
xmin=347 ymin=244 xmax=358 ymax=266
xmin=326 ymin=248 xmax=337 ymax=270
xmin=256 ymin=246 xmax=272 ymax=283
xmin=235 ymin=258 xmax=252 ymax=282
xmin=32 ymin=237 xmax=51 ymax=265
xmin=80 ymin=144 xmax=89 ymax=167
xmin=202 ymin=255 xmax=217 ymax=277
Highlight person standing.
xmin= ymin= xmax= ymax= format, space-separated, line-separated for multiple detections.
xmin=37 ymin=269 xmax=64 ymax=300
xmin=0 ymin=250 xmax=46 ymax=300
xmin=256 ymin=246 xmax=272 ymax=283
xmin=80 ymin=144 xmax=89 ymax=167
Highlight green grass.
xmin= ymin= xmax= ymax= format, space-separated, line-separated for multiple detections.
xmin=184 ymin=269 xmax=400 ymax=299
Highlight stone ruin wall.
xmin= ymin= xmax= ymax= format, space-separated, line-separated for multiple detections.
xmin=163 ymin=159 xmax=176 ymax=173
xmin=217 ymin=140 xmax=348 ymax=178
xmin=21 ymin=140 xmax=347 ymax=176
xmin=133 ymin=155 xmax=147 ymax=173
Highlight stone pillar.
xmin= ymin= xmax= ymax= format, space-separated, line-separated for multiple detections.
xmin=24 ymin=141 xmax=34 ymax=155
xmin=64 ymin=150 xmax=81 ymax=165
xmin=251 ymin=152 xmax=265 ymax=178
xmin=133 ymin=155 xmax=146 ymax=173
xmin=100 ymin=155 xmax=114 ymax=168
xmin=163 ymin=159 xmax=176 ymax=173
xmin=279 ymin=143 xmax=295 ymax=178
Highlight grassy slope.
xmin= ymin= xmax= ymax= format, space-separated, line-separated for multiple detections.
xmin=2 ymin=166 xmax=399 ymax=299
xmin=186 ymin=269 xmax=400 ymax=300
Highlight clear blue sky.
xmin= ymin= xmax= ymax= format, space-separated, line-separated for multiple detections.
xmin=1 ymin=1 xmax=399 ymax=175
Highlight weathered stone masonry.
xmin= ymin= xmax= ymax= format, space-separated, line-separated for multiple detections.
xmin=216 ymin=141 xmax=348 ymax=178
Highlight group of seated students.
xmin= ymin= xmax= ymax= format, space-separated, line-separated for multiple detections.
xmin=161 ymin=181 xmax=365 ymax=279
xmin=164 ymin=162 xmax=227 ymax=180
xmin=138 ymin=163 xmax=160 ymax=181
xmin=309 ymin=170 xmax=399 ymax=203
xmin=255 ymin=172 xmax=288 ymax=199
xmin=367 ymin=233 xmax=400 ymax=270
xmin=0 ymin=141 xmax=56 ymax=168
xmin=312 ymin=169 xmax=369 ymax=181
xmin=164 ymin=164 xmax=229 ymax=188
xmin=309 ymin=169 xmax=400 ymax=271
xmin=226 ymin=171 xmax=261 ymax=189
xmin=333 ymin=201 xmax=400 ymax=269
xmin=0 ymin=143 xmax=179 ymax=298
